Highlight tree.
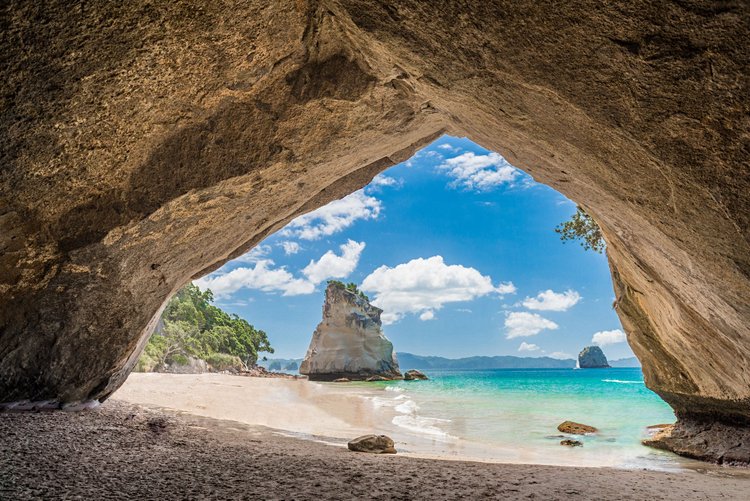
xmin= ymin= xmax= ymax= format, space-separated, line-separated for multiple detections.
xmin=137 ymin=283 xmax=273 ymax=371
xmin=555 ymin=207 xmax=605 ymax=253
xmin=327 ymin=280 xmax=370 ymax=302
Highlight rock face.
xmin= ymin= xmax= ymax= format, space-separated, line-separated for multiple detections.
xmin=577 ymin=347 xmax=610 ymax=369
xmin=347 ymin=435 xmax=397 ymax=454
xmin=1 ymin=0 xmax=748 ymax=462
xmin=299 ymin=283 xmax=401 ymax=381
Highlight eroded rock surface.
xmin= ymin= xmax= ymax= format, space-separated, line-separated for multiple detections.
xmin=577 ymin=346 xmax=610 ymax=369
xmin=348 ymin=434 xmax=397 ymax=454
xmin=1 ymin=0 xmax=748 ymax=462
xmin=299 ymin=282 xmax=401 ymax=381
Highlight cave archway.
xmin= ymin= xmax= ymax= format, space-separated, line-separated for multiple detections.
xmin=1 ymin=0 xmax=748 ymax=462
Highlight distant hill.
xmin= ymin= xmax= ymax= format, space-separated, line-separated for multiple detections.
xmin=258 ymin=358 xmax=303 ymax=371
xmin=609 ymin=357 xmax=641 ymax=368
xmin=396 ymin=352 xmax=576 ymax=370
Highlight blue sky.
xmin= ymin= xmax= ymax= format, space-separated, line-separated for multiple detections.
xmin=196 ymin=136 xmax=633 ymax=361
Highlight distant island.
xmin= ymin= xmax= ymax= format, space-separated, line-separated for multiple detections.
xmin=261 ymin=353 xmax=641 ymax=371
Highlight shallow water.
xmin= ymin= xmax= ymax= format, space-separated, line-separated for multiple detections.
xmin=341 ymin=368 xmax=706 ymax=470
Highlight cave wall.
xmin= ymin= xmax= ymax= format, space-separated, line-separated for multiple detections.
xmin=1 ymin=0 xmax=748 ymax=432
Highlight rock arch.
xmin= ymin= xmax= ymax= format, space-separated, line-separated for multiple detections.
xmin=1 ymin=1 xmax=748 ymax=460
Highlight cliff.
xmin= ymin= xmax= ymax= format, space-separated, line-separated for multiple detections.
xmin=299 ymin=283 xmax=401 ymax=381
xmin=578 ymin=346 xmax=611 ymax=369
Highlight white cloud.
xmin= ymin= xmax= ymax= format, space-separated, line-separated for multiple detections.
xmin=369 ymin=174 xmax=402 ymax=188
xmin=361 ymin=256 xmax=514 ymax=325
xmin=280 ymin=241 xmax=300 ymax=255
xmin=437 ymin=152 xmax=520 ymax=191
xmin=195 ymin=260 xmax=315 ymax=298
xmin=197 ymin=241 xmax=364 ymax=299
xmin=518 ymin=342 xmax=540 ymax=352
xmin=302 ymin=240 xmax=365 ymax=284
xmin=281 ymin=190 xmax=381 ymax=240
xmin=549 ymin=351 xmax=573 ymax=360
xmin=522 ymin=289 xmax=581 ymax=312
xmin=504 ymin=312 xmax=559 ymax=339
xmin=419 ymin=310 xmax=435 ymax=321
xmin=592 ymin=329 xmax=627 ymax=346
xmin=233 ymin=244 xmax=272 ymax=263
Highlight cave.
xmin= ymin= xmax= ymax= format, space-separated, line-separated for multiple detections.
xmin=1 ymin=0 xmax=748 ymax=464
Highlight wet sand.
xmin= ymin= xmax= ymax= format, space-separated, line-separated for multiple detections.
xmin=2 ymin=398 xmax=750 ymax=500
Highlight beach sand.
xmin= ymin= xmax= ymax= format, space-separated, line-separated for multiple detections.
xmin=2 ymin=373 xmax=750 ymax=500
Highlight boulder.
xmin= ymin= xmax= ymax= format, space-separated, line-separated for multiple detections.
xmin=577 ymin=346 xmax=610 ymax=368
xmin=333 ymin=378 xmax=351 ymax=383
xmin=347 ymin=435 xmax=397 ymax=454
xmin=403 ymin=369 xmax=429 ymax=381
xmin=365 ymin=375 xmax=390 ymax=382
xmin=560 ymin=439 xmax=583 ymax=447
xmin=299 ymin=282 xmax=402 ymax=381
xmin=558 ymin=421 xmax=598 ymax=434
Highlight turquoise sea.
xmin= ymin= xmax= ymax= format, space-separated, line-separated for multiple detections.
xmin=355 ymin=367 xmax=697 ymax=470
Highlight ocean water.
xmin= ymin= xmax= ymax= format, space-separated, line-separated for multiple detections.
xmin=352 ymin=368 xmax=699 ymax=470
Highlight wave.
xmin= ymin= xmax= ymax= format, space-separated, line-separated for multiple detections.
xmin=391 ymin=415 xmax=454 ymax=438
xmin=394 ymin=399 xmax=419 ymax=414
xmin=602 ymin=379 xmax=643 ymax=384
xmin=384 ymin=386 xmax=404 ymax=393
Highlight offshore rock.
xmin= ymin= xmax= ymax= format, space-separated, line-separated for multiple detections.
xmin=403 ymin=369 xmax=429 ymax=381
xmin=558 ymin=421 xmax=598 ymax=435
xmin=577 ymin=346 xmax=610 ymax=369
xmin=299 ymin=283 xmax=401 ymax=381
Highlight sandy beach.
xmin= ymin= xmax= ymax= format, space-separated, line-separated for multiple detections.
xmin=2 ymin=394 xmax=750 ymax=500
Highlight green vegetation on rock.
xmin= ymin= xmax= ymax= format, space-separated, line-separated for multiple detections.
xmin=327 ymin=279 xmax=370 ymax=302
xmin=555 ymin=207 xmax=605 ymax=253
xmin=136 ymin=284 xmax=273 ymax=372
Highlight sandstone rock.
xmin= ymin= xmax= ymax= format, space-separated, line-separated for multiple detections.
xmin=347 ymin=434 xmax=396 ymax=454
xmin=577 ymin=346 xmax=610 ymax=369
xmin=299 ymin=282 xmax=401 ymax=381
xmin=333 ymin=378 xmax=351 ymax=383
xmin=1 ymin=0 xmax=749 ymax=463
xmin=558 ymin=421 xmax=598 ymax=434
xmin=643 ymin=419 xmax=750 ymax=465
xmin=403 ymin=369 xmax=429 ymax=381
xmin=560 ymin=439 xmax=583 ymax=447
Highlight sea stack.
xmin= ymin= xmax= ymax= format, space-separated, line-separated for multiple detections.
xmin=577 ymin=346 xmax=610 ymax=368
xmin=300 ymin=282 xmax=402 ymax=381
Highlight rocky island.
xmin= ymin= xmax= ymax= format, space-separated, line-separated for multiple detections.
xmin=300 ymin=281 xmax=402 ymax=381
xmin=577 ymin=346 xmax=610 ymax=369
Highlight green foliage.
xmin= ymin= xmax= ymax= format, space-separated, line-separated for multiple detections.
xmin=136 ymin=284 xmax=273 ymax=371
xmin=555 ymin=207 xmax=606 ymax=253
xmin=328 ymin=279 xmax=370 ymax=302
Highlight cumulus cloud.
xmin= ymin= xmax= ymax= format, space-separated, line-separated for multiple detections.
xmin=361 ymin=256 xmax=514 ymax=325
xmin=518 ymin=342 xmax=540 ymax=352
xmin=419 ymin=310 xmax=435 ymax=321
xmin=369 ymin=174 xmax=402 ymax=189
xmin=196 ymin=241 xmax=365 ymax=299
xmin=592 ymin=329 xmax=627 ymax=346
xmin=233 ymin=244 xmax=272 ymax=263
xmin=302 ymin=240 xmax=365 ymax=284
xmin=437 ymin=152 xmax=520 ymax=191
xmin=522 ymin=289 xmax=581 ymax=312
xmin=195 ymin=260 xmax=315 ymax=298
xmin=280 ymin=241 xmax=300 ymax=255
xmin=281 ymin=190 xmax=381 ymax=240
xmin=504 ymin=312 xmax=559 ymax=339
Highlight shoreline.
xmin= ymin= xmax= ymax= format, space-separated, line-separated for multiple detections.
xmin=114 ymin=373 xmax=729 ymax=472
xmin=2 ymin=398 xmax=750 ymax=500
